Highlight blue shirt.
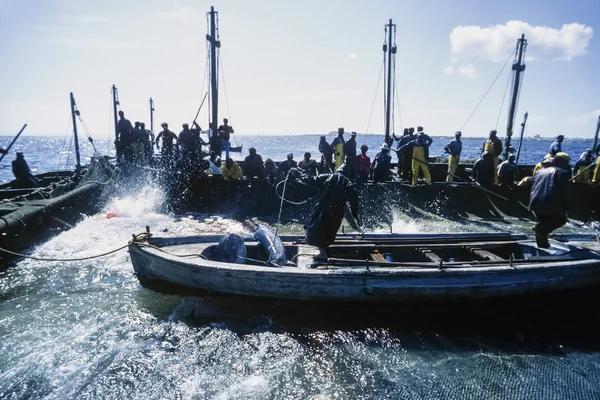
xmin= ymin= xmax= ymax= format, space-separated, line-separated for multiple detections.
xmin=445 ymin=139 xmax=462 ymax=156
xmin=548 ymin=141 xmax=562 ymax=156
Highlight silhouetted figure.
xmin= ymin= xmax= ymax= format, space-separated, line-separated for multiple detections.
xmin=398 ymin=127 xmax=415 ymax=181
xmin=472 ymin=151 xmax=495 ymax=185
xmin=264 ymin=159 xmax=278 ymax=185
xmin=483 ymin=129 xmax=503 ymax=184
xmin=392 ymin=128 xmax=409 ymax=176
xmin=156 ymin=122 xmax=178 ymax=165
xmin=548 ymin=135 xmax=564 ymax=157
xmin=344 ymin=131 xmax=358 ymax=179
xmin=218 ymin=118 xmax=234 ymax=160
xmin=355 ymin=145 xmax=371 ymax=183
xmin=12 ymin=152 xmax=39 ymax=188
xmin=330 ymin=127 xmax=346 ymax=171
xmin=244 ymin=147 xmax=264 ymax=179
xmin=140 ymin=122 xmax=154 ymax=161
xmin=497 ymin=154 xmax=519 ymax=187
xmin=209 ymin=122 xmax=222 ymax=155
xmin=278 ymin=153 xmax=297 ymax=180
xmin=116 ymin=110 xmax=135 ymax=162
xmin=298 ymin=152 xmax=318 ymax=177
xmin=319 ymin=135 xmax=334 ymax=173
xmin=371 ymin=143 xmax=392 ymax=183
xmin=444 ymin=131 xmax=462 ymax=183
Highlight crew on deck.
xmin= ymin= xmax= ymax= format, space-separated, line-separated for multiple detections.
xmin=343 ymin=132 xmax=358 ymax=179
xmin=483 ymin=130 xmax=503 ymax=185
xmin=355 ymin=145 xmax=371 ymax=183
xmin=278 ymin=153 xmax=297 ymax=180
xmin=330 ymin=128 xmax=346 ymax=171
xmin=497 ymin=153 xmax=519 ymax=187
xmin=222 ymin=158 xmax=243 ymax=181
xmin=573 ymin=150 xmax=594 ymax=182
xmin=218 ymin=118 xmax=234 ymax=160
xmin=392 ymin=128 xmax=409 ymax=177
xmin=116 ymin=110 xmax=135 ymax=162
xmin=264 ymin=158 xmax=278 ymax=185
xmin=319 ymin=135 xmax=334 ymax=173
xmin=398 ymin=127 xmax=415 ymax=182
xmin=12 ymin=152 xmax=39 ymax=188
xmin=444 ymin=131 xmax=462 ymax=183
xmin=244 ymin=147 xmax=264 ymax=179
xmin=208 ymin=151 xmax=222 ymax=176
xmin=472 ymin=151 xmax=495 ymax=185
xmin=155 ymin=122 xmax=178 ymax=164
xmin=548 ymin=135 xmax=564 ymax=157
xmin=298 ymin=152 xmax=318 ymax=177
xmin=529 ymin=152 xmax=571 ymax=248
xmin=371 ymin=143 xmax=392 ymax=183
xmin=410 ymin=126 xmax=432 ymax=185
xmin=140 ymin=122 xmax=154 ymax=161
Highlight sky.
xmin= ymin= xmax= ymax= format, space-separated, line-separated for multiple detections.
xmin=0 ymin=0 xmax=598 ymax=139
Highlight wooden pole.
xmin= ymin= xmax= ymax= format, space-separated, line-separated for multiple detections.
xmin=69 ymin=92 xmax=82 ymax=172
xmin=0 ymin=124 xmax=27 ymax=163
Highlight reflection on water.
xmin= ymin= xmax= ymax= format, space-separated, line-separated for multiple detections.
xmin=1 ymin=187 xmax=600 ymax=399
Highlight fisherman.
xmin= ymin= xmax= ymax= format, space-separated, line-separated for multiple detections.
xmin=392 ymin=128 xmax=409 ymax=176
xmin=298 ymin=152 xmax=318 ymax=177
xmin=398 ymin=127 xmax=415 ymax=181
xmin=371 ymin=143 xmax=392 ymax=183
xmin=218 ymin=118 xmax=234 ymax=160
xmin=573 ymin=150 xmax=594 ymax=182
xmin=208 ymin=151 xmax=222 ymax=176
xmin=483 ymin=129 xmax=502 ymax=184
xmin=222 ymin=157 xmax=243 ymax=181
xmin=497 ymin=153 xmax=519 ymax=187
xmin=291 ymin=163 xmax=360 ymax=262
xmin=12 ymin=152 xmax=39 ymax=188
xmin=410 ymin=126 xmax=432 ymax=185
xmin=209 ymin=122 xmax=222 ymax=156
xmin=318 ymin=135 xmax=334 ymax=173
xmin=155 ymin=122 xmax=178 ymax=165
xmin=472 ymin=151 xmax=495 ymax=185
xmin=190 ymin=121 xmax=206 ymax=155
xmin=592 ymin=145 xmax=600 ymax=183
xmin=178 ymin=123 xmax=196 ymax=171
xmin=116 ymin=110 xmax=135 ymax=163
xmin=264 ymin=158 xmax=278 ymax=185
xmin=548 ymin=135 xmax=564 ymax=157
xmin=278 ymin=153 xmax=297 ymax=180
xmin=343 ymin=132 xmax=358 ymax=179
xmin=140 ymin=122 xmax=154 ymax=161
xmin=355 ymin=144 xmax=371 ymax=183
xmin=529 ymin=152 xmax=572 ymax=248
xmin=444 ymin=131 xmax=462 ymax=183
xmin=131 ymin=121 xmax=147 ymax=165
xmin=330 ymin=127 xmax=346 ymax=171
xmin=244 ymin=147 xmax=264 ymax=179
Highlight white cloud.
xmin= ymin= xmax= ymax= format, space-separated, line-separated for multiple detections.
xmin=450 ymin=21 xmax=593 ymax=62
xmin=567 ymin=109 xmax=600 ymax=126
xmin=442 ymin=65 xmax=454 ymax=75
xmin=46 ymin=37 xmax=142 ymax=49
xmin=155 ymin=5 xmax=204 ymax=20
xmin=458 ymin=63 xmax=478 ymax=79
xmin=348 ymin=52 xmax=359 ymax=60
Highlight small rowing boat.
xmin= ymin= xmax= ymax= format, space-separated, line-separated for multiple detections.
xmin=129 ymin=231 xmax=600 ymax=303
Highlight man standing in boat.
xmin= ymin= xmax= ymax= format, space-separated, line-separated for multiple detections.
xmin=529 ymin=152 xmax=572 ymax=248
xmin=410 ymin=126 xmax=432 ymax=185
xmin=483 ymin=130 xmax=502 ymax=184
xmin=155 ymin=122 xmax=178 ymax=165
xmin=291 ymin=163 xmax=360 ymax=262
xmin=330 ymin=128 xmax=346 ymax=171
xmin=343 ymin=132 xmax=358 ymax=180
xmin=12 ymin=152 xmax=39 ymax=188
xmin=218 ymin=118 xmax=234 ymax=160
xmin=398 ymin=127 xmax=415 ymax=182
xmin=116 ymin=110 xmax=135 ymax=163
xmin=444 ymin=131 xmax=462 ymax=183
xmin=548 ymin=135 xmax=564 ymax=157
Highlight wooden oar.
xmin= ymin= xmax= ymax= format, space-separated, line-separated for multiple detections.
xmin=0 ymin=124 xmax=27 ymax=163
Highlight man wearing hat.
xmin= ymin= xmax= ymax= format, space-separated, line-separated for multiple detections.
xmin=497 ymin=153 xmax=519 ymax=187
xmin=371 ymin=143 xmax=392 ymax=183
xmin=529 ymin=152 xmax=572 ymax=248
xmin=12 ymin=152 xmax=39 ymax=188
xmin=330 ymin=127 xmax=346 ymax=171
xmin=444 ymin=131 xmax=462 ymax=183
xmin=343 ymin=131 xmax=358 ymax=180
xmin=482 ymin=130 xmax=503 ymax=184
xmin=410 ymin=126 xmax=432 ymax=185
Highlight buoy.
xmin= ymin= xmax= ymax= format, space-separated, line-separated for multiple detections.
xmin=106 ymin=211 xmax=117 ymax=219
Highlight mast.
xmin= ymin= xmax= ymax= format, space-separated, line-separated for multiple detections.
xmin=592 ymin=115 xmax=600 ymax=154
xmin=206 ymin=6 xmax=221 ymax=134
xmin=504 ymin=34 xmax=527 ymax=159
xmin=515 ymin=112 xmax=528 ymax=164
xmin=149 ymin=97 xmax=155 ymax=133
xmin=384 ymin=19 xmax=396 ymax=145
xmin=112 ymin=84 xmax=119 ymax=142
xmin=69 ymin=92 xmax=82 ymax=172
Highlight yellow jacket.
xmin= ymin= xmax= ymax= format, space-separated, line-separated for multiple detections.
xmin=222 ymin=161 xmax=243 ymax=181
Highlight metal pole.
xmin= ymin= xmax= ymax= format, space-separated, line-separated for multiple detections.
xmin=0 ymin=124 xmax=27 ymax=163
xmin=515 ymin=111 xmax=528 ymax=164
xmin=504 ymin=34 xmax=527 ymax=159
xmin=112 ymin=85 xmax=119 ymax=142
xmin=207 ymin=6 xmax=220 ymax=136
xmin=384 ymin=19 xmax=394 ymax=145
xmin=149 ymin=97 xmax=155 ymax=133
xmin=592 ymin=115 xmax=600 ymax=153
xmin=70 ymin=92 xmax=82 ymax=172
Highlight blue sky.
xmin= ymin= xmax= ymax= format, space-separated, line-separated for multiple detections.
xmin=0 ymin=0 xmax=597 ymax=139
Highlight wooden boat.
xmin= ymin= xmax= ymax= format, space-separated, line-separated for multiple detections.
xmin=129 ymin=232 xmax=600 ymax=302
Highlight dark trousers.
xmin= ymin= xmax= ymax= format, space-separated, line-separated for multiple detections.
xmin=402 ymin=150 xmax=413 ymax=181
xmin=534 ymin=213 xmax=567 ymax=246
xmin=345 ymin=156 xmax=356 ymax=180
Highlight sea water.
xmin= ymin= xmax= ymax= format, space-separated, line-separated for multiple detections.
xmin=1 ymin=136 xmax=600 ymax=399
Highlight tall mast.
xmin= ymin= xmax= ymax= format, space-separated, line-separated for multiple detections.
xmin=206 ymin=6 xmax=221 ymax=133
xmin=112 ymin=84 xmax=119 ymax=143
xmin=515 ymin=111 xmax=528 ymax=164
xmin=384 ymin=19 xmax=396 ymax=145
xmin=504 ymin=34 xmax=527 ymax=158
xmin=592 ymin=115 xmax=600 ymax=153
xmin=149 ymin=97 xmax=155 ymax=133
xmin=69 ymin=92 xmax=82 ymax=172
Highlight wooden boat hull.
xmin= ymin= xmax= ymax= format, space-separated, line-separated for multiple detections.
xmin=129 ymin=234 xmax=600 ymax=302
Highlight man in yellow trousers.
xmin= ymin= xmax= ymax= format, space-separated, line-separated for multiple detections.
xmin=444 ymin=131 xmax=462 ymax=183
xmin=411 ymin=126 xmax=433 ymax=185
xmin=483 ymin=130 xmax=503 ymax=184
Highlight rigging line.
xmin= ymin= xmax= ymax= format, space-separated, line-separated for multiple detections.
xmin=65 ymin=131 xmax=73 ymax=171
xmin=459 ymin=47 xmax=517 ymax=131
xmin=57 ymin=113 xmax=72 ymax=171
xmin=362 ymin=57 xmax=385 ymax=146
xmin=218 ymin=52 xmax=240 ymax=149
xmin=495 ymin=67 xmax=513 ymax=130
xmin=394 ymin=55 xmax=403 ymax=132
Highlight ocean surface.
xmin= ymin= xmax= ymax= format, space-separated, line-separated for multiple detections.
xmin=1 ymin=135 xmax=600 ymax=399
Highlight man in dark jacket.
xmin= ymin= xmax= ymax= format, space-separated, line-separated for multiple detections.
xmin=529 ymin=152 xmax=571 ymax=248
xmin=12 ymin=152 xmax=39 ymax=187
xmin=548 ymin=135 xmax=564 ymax=157
xmin=497 ymin=153 xmax=519 ymax=187
xmin=293 ymin=163 xmax=360 ymax=262
xmin=398 ymin=127 xmax=415 ymax=181
xmin=278 ymin=153 xmax=297 ymax=180
xmin=244 ymin=147 xmax=264 ymax=179
xmin=343 ymin=131 xmax=358 ymax=179
xmin=371 ymin=143 xmax=392 ymax=183
xmin=472 ymin=151 xmax=495 ymax=185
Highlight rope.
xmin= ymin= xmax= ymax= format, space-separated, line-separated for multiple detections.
xmin=275 ymin=179 xmax=316 ymax=205
xmin=274 ymin=169 xmax=292 ymax=238
xmin=57 ymin=113 xmax=72 ymax=171
xmin=459 ymin=48 xmax=516 ymax=131
xmin=495 ymin=68 xmax=512 ymax=130
xmin=363 ymin=57 xmax=385 ymax=145
xmin=218 ymin=52 xmax=240 ymax=148
xmin=0 ymin=243 xmax=128 ymax=262
xmin=394 ymin=60 xmax=403 ymax=133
